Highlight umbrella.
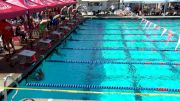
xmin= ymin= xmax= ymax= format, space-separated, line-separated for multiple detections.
xmin=6 ymin=0 xmax=46 ymax=14
xmin=31 ymin=0 xmax=57 ymax=8
xmin=60 ymin=0 xmax=77 ymax=6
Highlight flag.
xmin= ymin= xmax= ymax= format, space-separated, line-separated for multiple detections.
xmin=161 ymin=28 xmax=167 ymax=36
xmin=156 ymin=26 xmax=161 ymax=29
xmin=175 ymin=35 xmax=180 ymax=50
xmin=154 ymin=24 xmax=160 ymax=30
xmin=153 ymin=24 xmax=157 ymax=29
xmin=147 ymin=22 xmax=152 ymax=29
xmin=168 ymin=30 xmax=173 ymax=41
xmin=140 ymin=18 xmax=145 ymax=24
xmin=144 ymin=20 xmax=149 ymax=29
xmin=166 ymin=30 xmax=173 ymax=46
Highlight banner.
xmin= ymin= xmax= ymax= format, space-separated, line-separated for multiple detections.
xmin=161 ymin=28 xmax=167 ymax=36
xmin=175 ymin=35 xmax=180 ymax=50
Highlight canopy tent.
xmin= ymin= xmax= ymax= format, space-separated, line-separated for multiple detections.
xmin=47 ymin=0 xmax=64 ymax=7
xmin=167 ymin=0 xmax=180 ymax=2
xmin=143 ymin=0 xmax=167 ymax=3
xmin=123 ymin=0 xmax=180 ymax=3
xmin=30 ymin=0 xmax=57 ymax=8
xmin=6 ymin=0 xmax=46 ymax=14
xmin=60 ymin=0 xmax=77 ymax=6
xmin=0 ymin=0 xmax=26 ymax=20
xmin=67 ymin=0 xmax=77 ymax=5
xmin=81 ymin=0 xmax=108 ymax=1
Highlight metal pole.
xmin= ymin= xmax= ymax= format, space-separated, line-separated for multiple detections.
xmin=118 ymin=0 xmax=120 ymax=9
xmin=164 ymin=0 xmax=167 ymax=16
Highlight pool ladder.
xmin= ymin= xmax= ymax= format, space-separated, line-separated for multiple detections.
xmin=3 ymin=74 xmax=19 ymax=101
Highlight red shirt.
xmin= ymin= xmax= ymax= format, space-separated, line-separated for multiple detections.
xmin=0 ymin=21 xmax=13 ymax=42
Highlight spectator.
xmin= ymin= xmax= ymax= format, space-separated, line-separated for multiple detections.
xmin=0 ymin=20 xmax=15 ymax=55
xmin=15 ymin=24 xmax=27 ymax=42
xmin=110 ymin=4 xmax=115 ymax=14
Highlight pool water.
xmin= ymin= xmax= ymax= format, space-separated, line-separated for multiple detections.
xmin=7 ymin=19 xmax=180 ymax=101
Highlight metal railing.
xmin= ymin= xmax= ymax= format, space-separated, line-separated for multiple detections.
xmin=3 ymin=74 xmax=19 ymax=101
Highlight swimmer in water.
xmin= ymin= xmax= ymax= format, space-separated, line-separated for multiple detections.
xmin=54 ymin=48 xmax=66 ymax=56
xmin=26 ymin=69 xmax=44 ymax=83
xmin=69 ymin=36 xmax=73 ymax=40
xmin=34 ymin=69 xmax=44 ymax=81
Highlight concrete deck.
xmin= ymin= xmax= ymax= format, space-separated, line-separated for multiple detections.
xmin=0 ymin=37 xmax=62 ymax=97
xmin=0 ymin=19 xmax=83 ymax=99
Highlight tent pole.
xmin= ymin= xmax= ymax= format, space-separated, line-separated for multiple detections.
xmin=164 ymin=0 xmax=167 ymax=16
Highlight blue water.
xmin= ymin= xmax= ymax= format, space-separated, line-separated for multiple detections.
xmin=6 ymin=19 xmax=180 ymax=101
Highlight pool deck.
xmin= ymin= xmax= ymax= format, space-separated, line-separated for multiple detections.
xmin=21 ymin=99 xmax=95 ymax=101
xmin=0 ymin=18 xmax=84 ymax=99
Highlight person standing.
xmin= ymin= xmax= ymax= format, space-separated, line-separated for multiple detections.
xmin=0 ymin=20 xmax=15 ymax=55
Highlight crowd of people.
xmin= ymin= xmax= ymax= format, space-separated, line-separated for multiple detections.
xmin=0 ymin=8 xmax=82 ymax=58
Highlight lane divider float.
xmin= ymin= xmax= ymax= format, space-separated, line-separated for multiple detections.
xmin=26 ymin=83 xmax=180 ymax=93
xmin=68 ymin=39 xmax=177 ymax=42
xmin=1 ymin=87 xmax=180 ymax=97
xmin=61 ymin=47 xmax=180 ymax=52
xmin=47 ymin=60 xmax=180 ymax=66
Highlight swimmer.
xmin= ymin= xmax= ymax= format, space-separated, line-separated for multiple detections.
xmin=62 ymin=40 xmax=67 ymax=47
xmin=74 ymin=30 xmax=77 ymax=34
xmin=69 ymin=36 xmax=73 ymax=40
xmin=54 ymin=48 xmax=66 ymax=56
xmin=26 ymin=69 xmax=44 ymax=82
xmin=34 ymin=69 xmax=44 ymax=81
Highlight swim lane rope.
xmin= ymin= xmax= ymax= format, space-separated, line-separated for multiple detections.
xmin=73 ymin=33 xmax=178 ymax=36
xmin=61 ymin=47 xmax=179 ymax=51
xmin=47 ymin=60 xmax=180 ymax=66
xmin=26 ymin=83 xmax=180 ymax=93
xmin=1 ymin=87 xmax=180 ymax=97
xmin=61 ymin=47 xmax=179 ymax=52
xmin=68 ymin=39 xmax=177 ymax=42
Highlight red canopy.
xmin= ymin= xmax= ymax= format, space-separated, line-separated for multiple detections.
xmin=31 ymin=0 xmax=58 ymax=8
xmin=6 ymin=0 xmax=46 ymax=14
xmin=0 ymin=1 xmax=26 ymax=20
xmin=60 ymin=0 xmax=76 ymax=6
xmin=47 ymin=0 xmax=63 ymax=7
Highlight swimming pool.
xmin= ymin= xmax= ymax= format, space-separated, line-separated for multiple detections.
xmin=6 ymin=19 xmax=180 ymax=101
